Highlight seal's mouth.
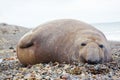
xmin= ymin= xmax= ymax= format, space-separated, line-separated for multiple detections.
xmin=81 ymin=55 xmax=103 ymax=64
xmin=86 ymin=59 xmax=103 ymax=64
xmin=80 ymin=57 xmax=103 ymax=64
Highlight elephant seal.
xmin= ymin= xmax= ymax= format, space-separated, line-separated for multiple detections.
xmin=17 ymin=19 xmax=112 ymax=65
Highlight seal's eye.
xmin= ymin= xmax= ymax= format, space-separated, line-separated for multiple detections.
xmin=81 ymin=43 xmax=86 ymax=46
xmin=99 ymin=44 xmax=104 ymax=48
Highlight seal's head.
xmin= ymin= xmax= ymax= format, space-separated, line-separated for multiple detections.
xmin=77 ymin=30 xmax=112 ymax=64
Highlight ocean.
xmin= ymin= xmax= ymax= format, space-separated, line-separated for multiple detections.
xmin=92 ymin=22 xmax=120 ymax=41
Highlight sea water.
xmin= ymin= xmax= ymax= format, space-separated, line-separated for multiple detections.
xmin=92 ymin=22 xmax=120 ymax=41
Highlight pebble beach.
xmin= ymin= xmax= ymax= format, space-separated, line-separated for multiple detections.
xmin=0 ymin=23 xmax=120 ymax=80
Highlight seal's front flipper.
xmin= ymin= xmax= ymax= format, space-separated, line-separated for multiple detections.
xmin=18 ymin=31 xmax=34 ymax=49
xmin=20 ymin=41 xmax=34 ymax=48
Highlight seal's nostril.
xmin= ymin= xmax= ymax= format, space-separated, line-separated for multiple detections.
xmin=87 ymin=60 xmax=99 ymax=64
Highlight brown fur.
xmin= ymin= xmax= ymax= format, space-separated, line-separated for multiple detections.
xmin=17 ymin=19 xmax=112 ymax=65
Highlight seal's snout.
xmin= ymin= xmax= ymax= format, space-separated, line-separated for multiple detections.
xmin=85 ymin=42 xmax=103 ymax=64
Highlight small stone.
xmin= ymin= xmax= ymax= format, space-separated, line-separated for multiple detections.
xmin=60 ymin=73 xmax=71 ymax=79
xmin=45 ymin=76 xmax=51 ymax=79
xmin=92 ymin=75 xmax=96 ymax=79
xmin=0 ymin=59 xmax=3 ymax=63
xmin=81 ymin=73 xmax=86 ymax=79
xmin=9 ymin=47 xmax=14 ymax=49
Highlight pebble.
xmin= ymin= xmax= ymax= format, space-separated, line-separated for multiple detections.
xmin=0 ymin=59 xmax=3 ymax=63
xmin=0 ymin=49 xmax=120 ymax=80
